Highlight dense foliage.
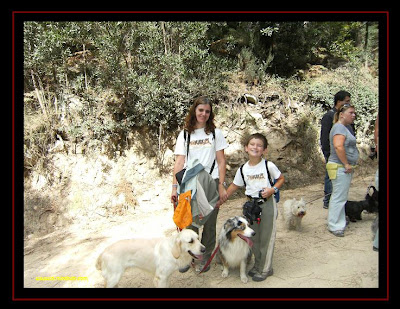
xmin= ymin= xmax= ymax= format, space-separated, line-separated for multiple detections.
xmin=23 ymin=21 xmax=379 ymax=172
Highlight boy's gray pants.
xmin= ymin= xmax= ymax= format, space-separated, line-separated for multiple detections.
xmin=251 ymin=196 xmax=278 ymax=274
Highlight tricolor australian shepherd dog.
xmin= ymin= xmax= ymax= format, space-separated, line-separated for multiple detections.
xmin=217 ymin=216 xmax=255 ymax=283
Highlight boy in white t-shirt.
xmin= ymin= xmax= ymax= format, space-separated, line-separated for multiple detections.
xmin=225 ymin=133 xmax=285 ymax=282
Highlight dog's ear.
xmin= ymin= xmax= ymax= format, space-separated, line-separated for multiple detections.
xmin=224 ymin=219 xmax=235 ymax=240
xmin=172 ymin=237 xmax=181 ymax=259
xmin=224 ymin=218 xmax=233 ymax=231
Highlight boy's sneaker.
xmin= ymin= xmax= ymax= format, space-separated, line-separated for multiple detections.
xmin=248 ymin=266 xmax=259 ymax=277
xmin=252 ymin=268 xmax=274 ymax=282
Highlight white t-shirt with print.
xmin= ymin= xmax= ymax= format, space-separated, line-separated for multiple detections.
xmin=174 ymin=128 xmax=228 ymax=179
xmin=233 ymin=159 xmax=281 ymax=198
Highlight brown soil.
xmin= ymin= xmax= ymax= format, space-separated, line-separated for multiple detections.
xmin=24 ymin=174 xmax=379 ymax=289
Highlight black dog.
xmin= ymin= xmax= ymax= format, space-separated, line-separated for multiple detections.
xmin=345 ymin=186 xmax=379 ymax=222
xmin=364 ymin=186 xmax=379 ymax=213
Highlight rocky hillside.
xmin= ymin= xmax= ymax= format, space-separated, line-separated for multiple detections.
xmin=24 ymin=74 xmax=378 ymax=238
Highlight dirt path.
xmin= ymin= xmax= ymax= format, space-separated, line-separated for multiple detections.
xmin=24 ymin=175 xmax=379 ymax=289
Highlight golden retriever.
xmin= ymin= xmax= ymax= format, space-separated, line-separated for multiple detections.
xmin=96 ymin=229 xmax=205 ymax=288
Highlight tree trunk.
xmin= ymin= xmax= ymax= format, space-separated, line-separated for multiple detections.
xmin=83 ymin=43 xmax=88 ymax=91
xmin=30 ymin=70 xmax=48 ymax=118
xmin=364 ymin=22 xmax=369 ymax=69
xmin=160 ymin=21 xmax=168 ymax=55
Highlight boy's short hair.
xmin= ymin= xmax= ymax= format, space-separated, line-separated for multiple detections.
xmin=245 ymin=133 xmax=268 ymax=149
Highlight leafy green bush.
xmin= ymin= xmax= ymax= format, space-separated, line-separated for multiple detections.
xmin=23 ymin=21 xmax=379 ymax=173
xmin=305 ymin=64 xmax=378 ymax=140
xmin=24 ymin=21 xmax=235 ymax=165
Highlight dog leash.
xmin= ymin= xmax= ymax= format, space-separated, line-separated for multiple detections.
xmin=305 ymin=192 xmax=331 ymax=205
xmin=198 ymin=245 xmax=220 ymax=274
xmin=305 ymin=184 xmax=376 ymax=205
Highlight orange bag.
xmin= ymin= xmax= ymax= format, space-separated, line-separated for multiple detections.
xmin=173 ymin=191 xmax=192 ymax=229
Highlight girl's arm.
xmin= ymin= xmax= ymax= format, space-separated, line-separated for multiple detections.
xmin=216 ymin=149 xmax=228 ymax=204
xmin=333 ymin=134 xmax=352 ymax=173
xmin=171 ymin=155 xmax=185 ymax=203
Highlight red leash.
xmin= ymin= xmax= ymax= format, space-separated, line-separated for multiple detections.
xmin=199 ymin=245 xmax=220 ymax=274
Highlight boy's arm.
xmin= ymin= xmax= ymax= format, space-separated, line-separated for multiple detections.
xmin=216 ymin=183 xmax=240 ymax=208
xmin=274 ymin=173 xmax=285 ymax=190
xmin=260 ymin=173 xmax=285 ymax=199
xmin=226 ymin=183 xmax=240 ymax=199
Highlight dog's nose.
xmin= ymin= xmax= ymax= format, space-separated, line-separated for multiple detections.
xmin=251 ymin=231 xmax=256 ymax=236
xmin=201 ymin=246 xmax=206 ymax=253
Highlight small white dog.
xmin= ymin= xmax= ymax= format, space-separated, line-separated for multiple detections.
xmin=282 ymin=198 xmax=307 ymax=231
xmin=96 ymin=229 xmax=205 ymax=288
